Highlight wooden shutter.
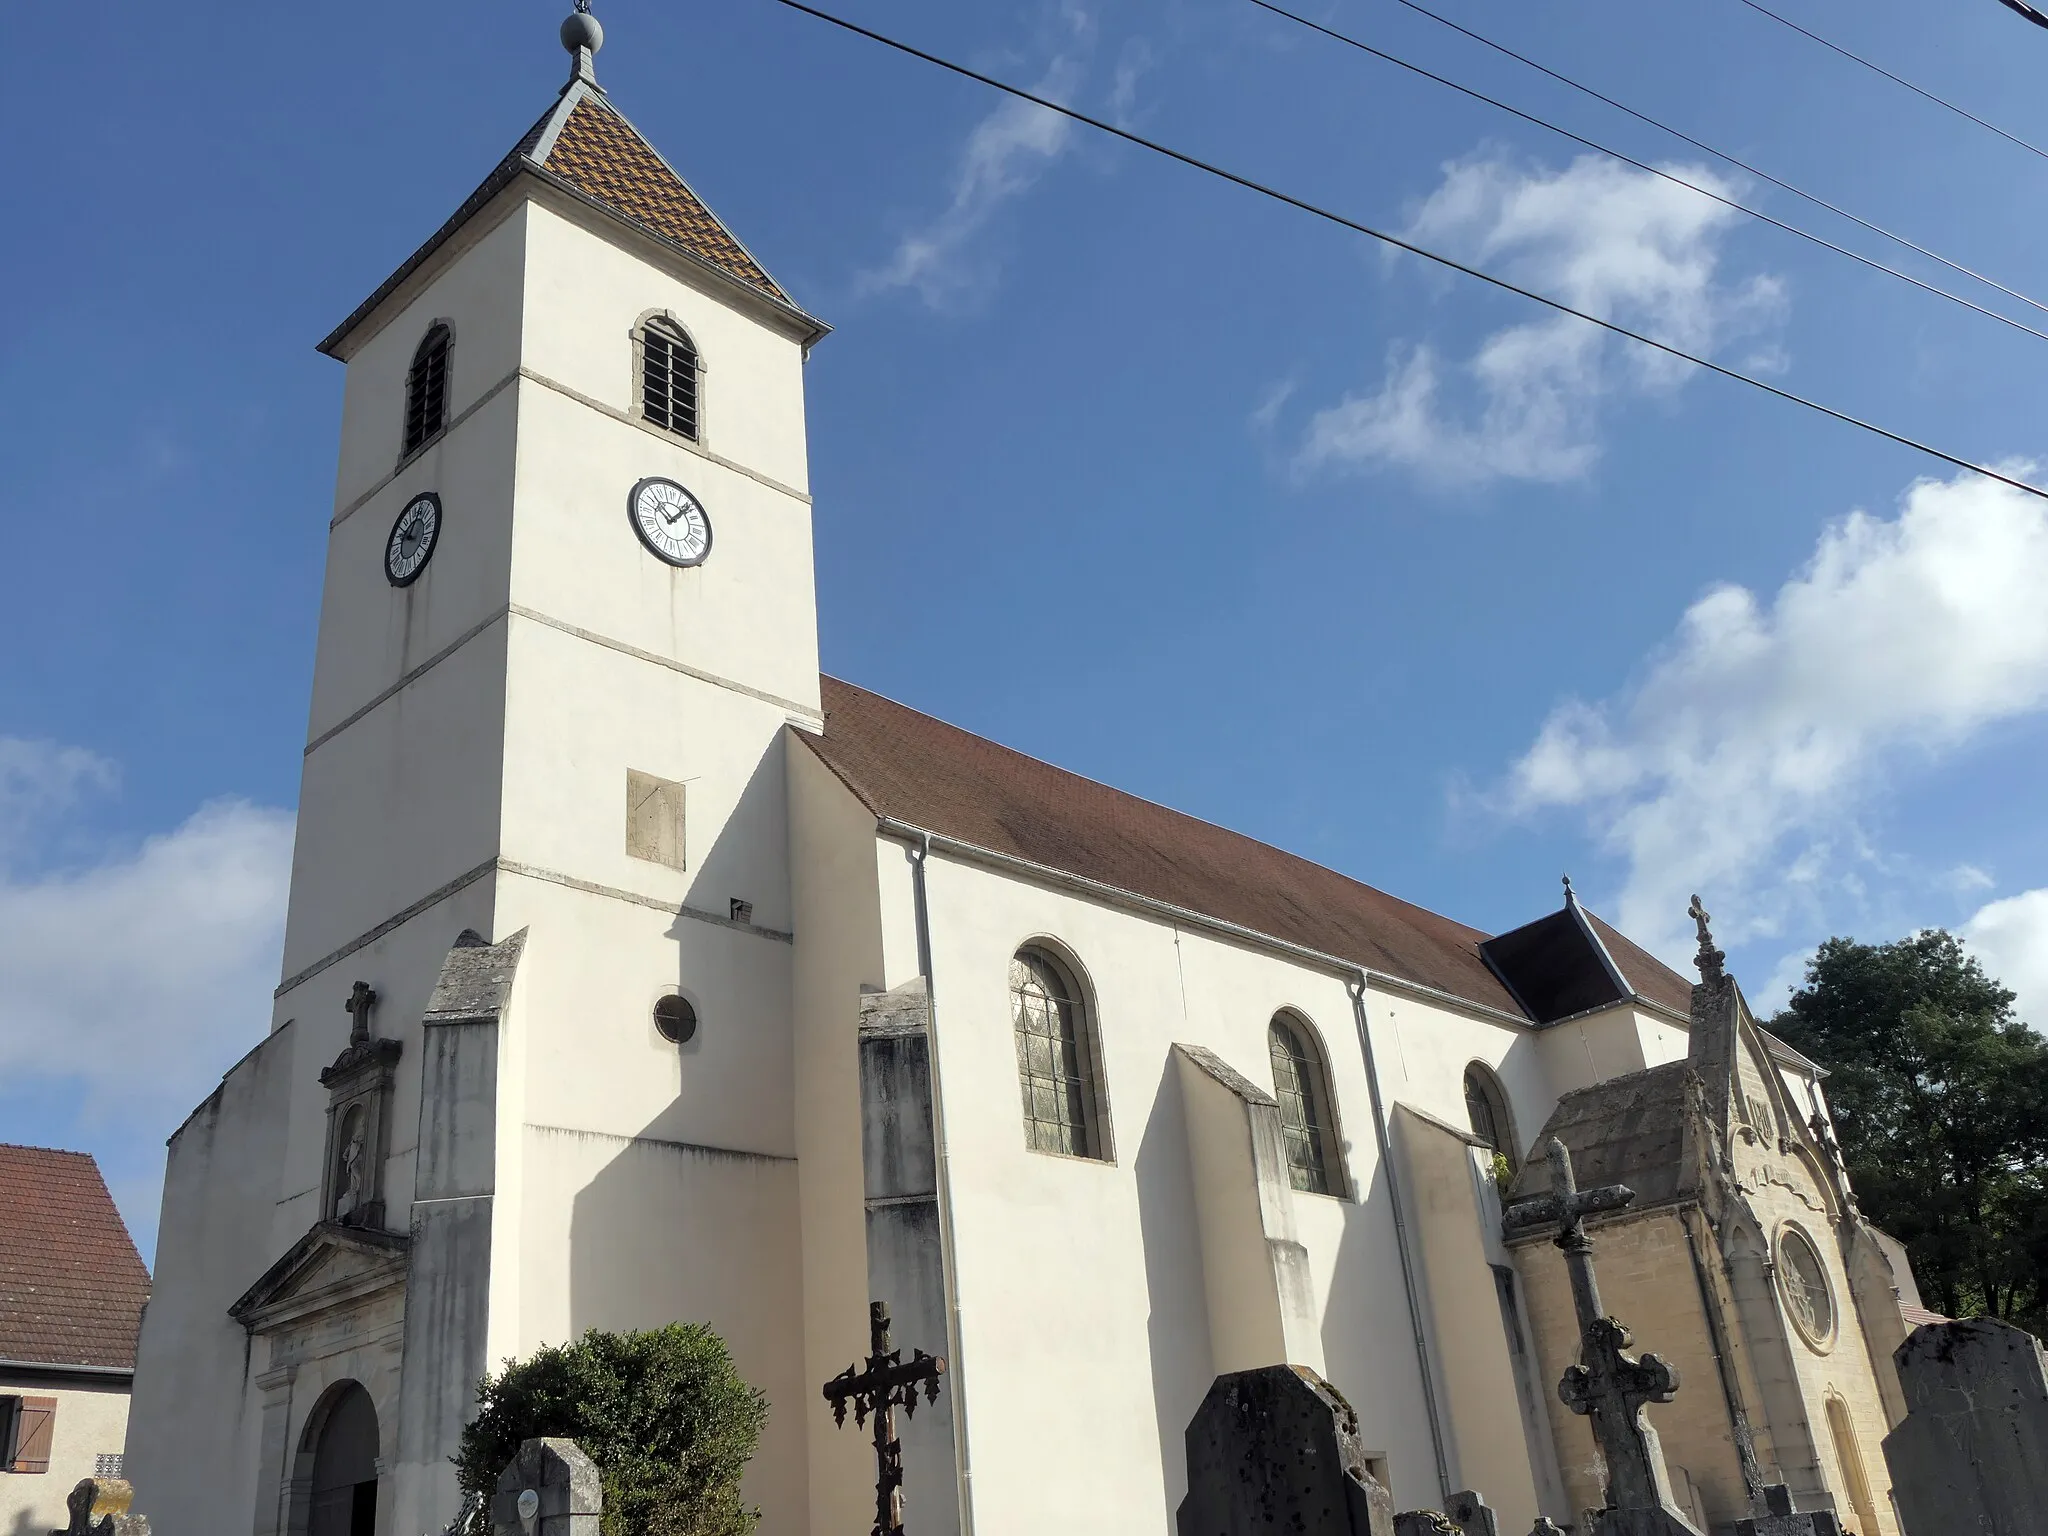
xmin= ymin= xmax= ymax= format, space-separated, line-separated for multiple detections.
xmin=10 ymin=1395 xmax=56 ymax=1472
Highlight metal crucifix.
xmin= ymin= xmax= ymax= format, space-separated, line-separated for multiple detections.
xmin=1504 ymin=1136 xmax=1689 ymax=1519
xmin=823 ymin=1301 xmax=947 ymax=1536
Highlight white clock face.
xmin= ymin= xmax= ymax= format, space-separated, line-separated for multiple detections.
xmin=386 ymin=493 xmax=440 ymax=587
xmin=629 ymin=477 xmax=713 ymax=567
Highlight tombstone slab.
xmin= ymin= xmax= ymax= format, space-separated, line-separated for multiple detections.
xmin=490 ymin=1438 xmax=601 ymax=1536
xmin=49 ymin=1478 xmax=150 ymax=1536
xmin=1177 ymin=1364 xmax=1393 ymax=1536
xmin=1884 ymin=1317 xmax=2048 ymax=1536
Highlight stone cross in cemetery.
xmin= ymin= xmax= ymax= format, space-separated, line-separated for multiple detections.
xmin=1503 ymin=1137 xmax=1699 ymax=1533
xmin=824 ymin=1300 xmax=948 ymax=1536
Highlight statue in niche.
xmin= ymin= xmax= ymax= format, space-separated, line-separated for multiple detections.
xmin=334 ymin=1107 xmax=367 ymax=1224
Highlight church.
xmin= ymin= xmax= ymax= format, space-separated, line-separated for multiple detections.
xmin=124 ymin=10 xmax=1927 ymax=1535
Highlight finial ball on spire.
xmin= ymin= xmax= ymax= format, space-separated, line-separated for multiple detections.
xmin=561 ymin=3 xmax=604 ymax=57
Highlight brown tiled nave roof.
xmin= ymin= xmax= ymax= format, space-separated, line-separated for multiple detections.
xmin=0 ymin=1145 xmax=150 ymax=1371
xmin=800 ymin=677 xmax=1699 ymax=1021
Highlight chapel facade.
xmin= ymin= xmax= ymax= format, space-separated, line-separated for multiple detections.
xmin=125 ymin=13 xmax=1923 ymax=1535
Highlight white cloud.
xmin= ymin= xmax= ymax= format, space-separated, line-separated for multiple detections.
xmin=0 ymin=739 xmax=294 ymax=1245
xmin=1297 ymin=153 xmax=1783 ymax=488
xmin=0 ymin=737 xmax=116 ymax=853
xmin=861 ymin=11 xmax=1097 ymax=310
xmin=1494 ymin=469 xmax=2048 ymax=957
xmin=1964 ymin=888 xmax=2048 ymax=1028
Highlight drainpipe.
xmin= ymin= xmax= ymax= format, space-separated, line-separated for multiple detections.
xmin=1349 ymin=977 xmax=1454 ymax=1505
xmin=905 ymin=834 xmax=977 ymax=1536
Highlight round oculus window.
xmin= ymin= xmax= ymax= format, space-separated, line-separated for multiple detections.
xmin=1777 ymin=1226 xmax=1835 ymax=1346
xmin=654 ymin=994 xmax=698 ymax=1045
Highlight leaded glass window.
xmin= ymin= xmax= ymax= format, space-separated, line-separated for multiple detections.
xmin=640 ymin=317 xmax=700 ymax=440
xmin=1011 ymin=950 xmax=1099 ymax=1158
xmin=1269 ymin=1014 xmax=1336 ymax=1196
xmin=403 ymin=323 xmax=451 ymax=455
xmin=1465 ymin=1065 xmax=1508 ymax=1156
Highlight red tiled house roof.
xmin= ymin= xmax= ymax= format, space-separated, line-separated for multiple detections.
xmin=799 ymin=677 xmax=1698 ymax=1020
xmin=0 ymin=1145 xmax=150 ymax=1371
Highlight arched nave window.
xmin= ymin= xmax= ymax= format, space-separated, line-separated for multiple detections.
xmin=638 ymin=315 xmax=700 ymax=441
xmin=402 ymin=322 xmax=452 ymax=456
xmin=1268 ymin=1012 xmax=1342 ymax=1196
xmin=1464 ymin=1062 xmax=1515 ymax=1165
xmin=1009 ymin=947 xmax=1108 ymax=1160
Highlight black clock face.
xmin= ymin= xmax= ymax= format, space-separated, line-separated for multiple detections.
xmin=629 ymin=477 xmax=712 ymax=567
xmin=386 ymin=493 xmax=441 ymax=586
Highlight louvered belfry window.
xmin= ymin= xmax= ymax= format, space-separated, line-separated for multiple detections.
xmin=640 ymin=317 xmax=700 ymax=440
xmin=1011 ymin=949 xmax=1101 ymax=1159
xmin=1269 ymin=1014 xmax=1335 ymax=1195
xmin=403 ymin=323 xmax=451 ymax=456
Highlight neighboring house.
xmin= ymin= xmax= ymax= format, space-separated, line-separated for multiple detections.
xmin=0 ymin=1145 xmax=152 ymax=1532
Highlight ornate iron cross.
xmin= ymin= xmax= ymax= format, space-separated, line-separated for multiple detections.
xmin=1505 ymin=1137 xmax=1683 ymax=1515
xmin=823 ymin=1301 xmax=947 ymax=1536
xmin=344 ymin=980 xmax=378 ymax=1045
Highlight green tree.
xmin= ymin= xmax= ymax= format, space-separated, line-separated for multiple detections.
xmin=1770 ymin=930 xmax=2048 ymax=1329
xmin=454 ymin=1323 xmax=768 ymax=1536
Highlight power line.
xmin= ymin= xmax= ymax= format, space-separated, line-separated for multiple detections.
xmin=1243 ymin=0 xmax=2048 ymax=344
xmin=1732 ymin=0 xmax=2048 ymax=161
xmin=756 ymin=0 xmax=2047 ymax=500
xmin=1363 ymin=0 xmax=2048 ymax=322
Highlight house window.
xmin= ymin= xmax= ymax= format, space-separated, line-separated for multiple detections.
xmin=639 ymin=317 xmax=700 ymax=441
xmin=1464 ymin=1063 xmax=1514 ymax=1163
xmin=1269 ymin=1012 xmax=1340 ymax=1196
xmin=402 ymin=322 xmax=452 ymax=456
xmin=2 ymin=1395 xmax=55 ymax=1473
xmin=1010 ymin=948 xmax=1106 ymax=1159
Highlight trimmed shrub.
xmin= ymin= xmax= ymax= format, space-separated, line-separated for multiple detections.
xmin=454 ymin=1323 xmax=768 ymax=1536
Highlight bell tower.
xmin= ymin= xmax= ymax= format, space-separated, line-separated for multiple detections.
xmin=131 ymin=11 xmax=830 ymax=1534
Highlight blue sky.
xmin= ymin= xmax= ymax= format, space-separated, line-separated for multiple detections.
xmin=7 ymin=0 xmax=2048 ymax=1257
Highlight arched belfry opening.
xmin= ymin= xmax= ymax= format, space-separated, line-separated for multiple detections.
xmin=307 ymin=1382 xmax=379 ymax=1536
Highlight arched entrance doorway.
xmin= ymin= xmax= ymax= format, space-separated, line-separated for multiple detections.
xmin=308 ymin=1382 xmax=379 ymax=1536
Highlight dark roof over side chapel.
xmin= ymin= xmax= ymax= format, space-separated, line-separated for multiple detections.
xmin=799 ymin=677 xmax=1698 ymax=1024
xmin=320 ymin=15 xmax=824 ymax=358
xmin=0 ymin=1145 xmax=151 ymax=1372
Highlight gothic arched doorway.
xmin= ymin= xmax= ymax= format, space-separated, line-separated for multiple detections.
xmin=308 ymin=1382 xmax=379 ymax=1536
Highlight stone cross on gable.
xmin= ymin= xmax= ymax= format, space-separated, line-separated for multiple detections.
xmin=344 ymin=980 xmax=377 ymax=1045
xmin=1504 ymin=1138 xmax=1698 ymax=1530
xmin=824 ymin=1301 xmax=947 ymax=1536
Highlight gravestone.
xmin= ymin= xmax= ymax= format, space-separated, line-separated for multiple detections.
xmin=490 ymin=1438 xmax=601 ymax=1536
xmin=49 ymin=1477 xmax=150 ymax=1536
xmin=1445 ymin=1490 xmax=1499 ymax=1536
xmin=1883 ymin=1317 xmax=2048 ymax=1536
xmin=1177 ymin=1364 xmax=1393 ymax=1536
xmin=1730 ymin=1484 xmax=1841 ymax=1536
xmin=1394 ymin=1489 xmax=1499 ymax=1536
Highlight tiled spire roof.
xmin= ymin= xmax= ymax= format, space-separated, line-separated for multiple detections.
xmin=320 ymin=41 xmax=822 ymax=357
xmin=529 ymin=90 xmax=788 ymax=303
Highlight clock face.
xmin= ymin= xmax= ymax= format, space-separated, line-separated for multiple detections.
xmin=629 ymin=477 xmax=713 ymax=567
xmin=385 ymin=493 xmax=441 ymax=587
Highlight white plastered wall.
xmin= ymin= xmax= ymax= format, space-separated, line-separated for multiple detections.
xmin=786 ymin=742 xmax=896 ymax=1536
xmin=900 ymin=847 xmax=1549 ymax=1527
